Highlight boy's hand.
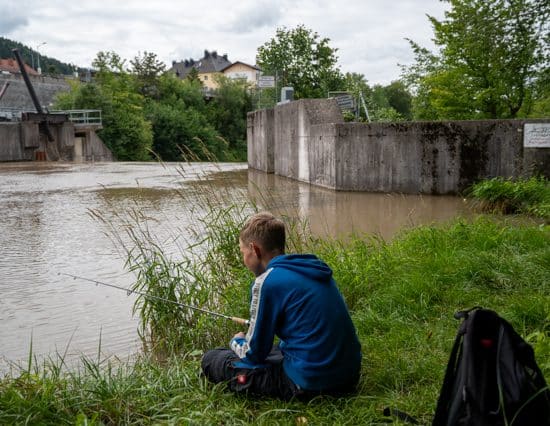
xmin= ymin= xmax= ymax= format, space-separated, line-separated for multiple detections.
xmin=233 ymin=332 xmax=246 ymax=340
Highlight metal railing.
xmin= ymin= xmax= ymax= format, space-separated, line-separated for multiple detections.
xmin=51 ymin=109 xmax=102 ymax=125
xmin=0 ymin=107 xmax=24 ymax=121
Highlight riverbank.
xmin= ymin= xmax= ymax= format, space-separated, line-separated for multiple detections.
xmin=1 ymin=214 xmax=548 ymax=424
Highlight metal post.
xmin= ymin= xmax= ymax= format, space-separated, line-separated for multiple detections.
xmin=36 ymin=42 xmax=46 ymax=75
xmin=12 ymin=48 xmax=54 ymax=141
xmin=275 ymin=70 xmax=278 ymax=104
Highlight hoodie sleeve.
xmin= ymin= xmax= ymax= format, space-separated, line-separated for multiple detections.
xmin=230 ymin=268 xmax=278 ymax=365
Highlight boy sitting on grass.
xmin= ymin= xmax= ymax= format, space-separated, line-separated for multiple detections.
xmin=201 ymin=212 xmax=361 ymax=399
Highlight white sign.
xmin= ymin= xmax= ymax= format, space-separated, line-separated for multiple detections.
xmin=258 ymin=75 xmax=275 ymax=88
xmin=335 ymin=94 xmax=355 ymax=110
xmin=524 ymin=123 xmax=550 ymax=148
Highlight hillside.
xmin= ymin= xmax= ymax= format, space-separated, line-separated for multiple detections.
xmin=0 ymin=37 xmax=83 ymax=75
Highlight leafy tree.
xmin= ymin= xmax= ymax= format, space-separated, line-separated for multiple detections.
xmin=55 ymin=51 xmax=153 ymax=160
xmin=207 ymin=75 xmax=253 ymax=160
xmin=130 ymin=51 xmax=166 ymax=99
xmin=157 ymin=73 xmax=206 ymax=112
xmin=344 ymin=73 xmax=371 ymax=98
xmin=186 ymin=67 xmax=201 ymax=84
xmin=257 ymin=25 xmax=345 ymax=99
xmin=528 ymin=68 xmax=550 ymax=117
xmin=384 ymin=81 xmax=412 ymax=120
xmin=145 ymin=101 xmax=219 ymax=161
xmin=342 ymin=74 xmax=411 ymax=122
xmin=403 ymin=0 xmax=550 ymax=119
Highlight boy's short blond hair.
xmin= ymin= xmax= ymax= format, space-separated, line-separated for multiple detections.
xmin=240 ymin=212 xmax=285 ymax=253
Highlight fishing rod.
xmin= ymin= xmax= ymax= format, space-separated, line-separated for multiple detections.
xmin=58 ymin=272 xmax=249 ymax=326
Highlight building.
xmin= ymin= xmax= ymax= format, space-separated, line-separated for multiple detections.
xmin=0 ymin=58 xmax=39 ymax=76
xmin=170 ymin=50 xmax=260 ymax=90
xmin=170 ymin=50 xmax=231 ymax=90
xmin=221 ymin=61 xmax=260 ymax=86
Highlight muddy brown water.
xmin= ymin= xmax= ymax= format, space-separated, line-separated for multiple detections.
xmin=0 ymin=162 xmax=473 ymax=371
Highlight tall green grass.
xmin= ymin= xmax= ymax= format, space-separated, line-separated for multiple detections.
xmin=468 ymin=177 xmax=550 ymax=221
xmin=2 ymin=162 xmax=549 ymax=424
xmin=2 ymin=212 xmax=548 ymax=424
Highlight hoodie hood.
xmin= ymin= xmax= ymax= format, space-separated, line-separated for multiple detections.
xmin=267 ymin=254 xmax=333 ymax=283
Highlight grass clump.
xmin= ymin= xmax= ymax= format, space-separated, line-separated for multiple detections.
xmin=468 ymin=176 xmax=550 ymax=221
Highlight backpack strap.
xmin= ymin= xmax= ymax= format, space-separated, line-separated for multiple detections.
xmin=432 ymin=309 xmax=471 ymax=425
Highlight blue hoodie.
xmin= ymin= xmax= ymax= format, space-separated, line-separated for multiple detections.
xmin=230 ymin=254 xmax=362 ymax=391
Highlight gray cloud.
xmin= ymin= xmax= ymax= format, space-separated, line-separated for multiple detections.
xmin=226 ymin=1 xmax=283 ymax=34
xmin=0 ymin=5 xmax=29 ymax=34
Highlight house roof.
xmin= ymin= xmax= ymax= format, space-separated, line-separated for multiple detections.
xmin=170 ymin=50 xmax=232 ymax=78
xmin=221 ymin=61 xmax=261 ymax=72
xmin=0 ymin=58 xmax=39 ymax=76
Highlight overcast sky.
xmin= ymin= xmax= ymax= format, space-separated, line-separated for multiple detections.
xmin=2 ymin=0 xmax=448 ymax=85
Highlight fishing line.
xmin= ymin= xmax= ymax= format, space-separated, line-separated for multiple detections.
xmin=58 ymin=272 xmax=249 ymax=326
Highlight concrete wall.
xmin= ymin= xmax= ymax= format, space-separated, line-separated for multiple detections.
xmin=247 ymin=108 xmax=274 ymax=172
xmin=0 ymin=73 xmax=70 ymax=111
xmin=274 ymin=99 xmax=343 ymax=182
xmin=247 ymin=99 xmax=550 ymax=194
xmin=0 ymin=123 xmax=24 ymax=161
xmin=82 ymin=129 xmax=114 ymax=161
xmin=0 ymin=121 xmax=113 ymax=162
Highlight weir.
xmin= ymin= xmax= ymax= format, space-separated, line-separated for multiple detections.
xmin=0 ymin=111 xmax=112 ymax=162
xmin=247 ymin=99 xmax=550 ymax=194
xmin=0 ymin=50 xmax=113 ymax=162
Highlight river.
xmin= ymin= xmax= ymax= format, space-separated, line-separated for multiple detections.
xmin=0 ymin=162 xmax=472 ymax=372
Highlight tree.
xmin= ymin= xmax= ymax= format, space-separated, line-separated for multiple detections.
xmin=403 ymin=0 xmax=550 ymax=119
xmin=257 ymin=25 xmax=344 ymax=99
xmin=207 ymin=75 xmax=253 ymax=160
xmin=130 ymin=51 xmax=166 ymax=99
xmin=56 ymin=51 xmax=153 ymax=160
xmin=186 ymin=67 xmax=201 ymax=85
xmin=146 ymin=101 xmax=220 ymax=161
xmin=384 ymin=81 xmax=413 ymax=120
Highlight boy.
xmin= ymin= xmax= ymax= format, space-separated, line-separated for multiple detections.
xmin=201 ymin=212 xmax=361 ymax=399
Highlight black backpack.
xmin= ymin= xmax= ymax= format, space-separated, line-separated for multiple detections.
xmin=432 ymin=308 xmax=550 ymax=426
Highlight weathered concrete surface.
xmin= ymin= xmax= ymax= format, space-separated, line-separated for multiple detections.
xmin=80 ymin=128 xmax=113 ymax=161
xmin=247 ymin=98 xmax=550 ymax=194
xmin=0 ymin=73 xmax=70 ymax=111
xmin=0 ymin=123 xmax=24 ymax=161
xmin=274 ymin=99 xmax=343 ymax=182
xmin=0 ymin=121 xmax=113 ymax=162
xmin=247 ymin=108 xmax=274 ymax=172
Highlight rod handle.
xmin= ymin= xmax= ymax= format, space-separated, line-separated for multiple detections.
xmin=231 ymin=317 xmax=250 ymax=326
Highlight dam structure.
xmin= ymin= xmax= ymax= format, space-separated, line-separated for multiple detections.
xmin=0 ymin=72 xmax=112 ymax=162
xmin=247 ymin=98 xmax=550 ymax=194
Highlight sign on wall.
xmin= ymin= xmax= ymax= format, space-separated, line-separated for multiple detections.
xmin=524 ymin=123 xmax=550 ymax=148
xmin=258 ymin=76 xmax=275 ymax=88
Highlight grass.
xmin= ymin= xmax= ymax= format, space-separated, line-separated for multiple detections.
xmin=1 ymin=168 xmax=549 ymax=425
xmin=468 ymin=176 xmax=550 ymax=221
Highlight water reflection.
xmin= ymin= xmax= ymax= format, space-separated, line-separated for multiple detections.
xmin=247 ymin=169 xmax=472 ymax=239
xmin=0 ymin=162 xmax=474 ymax=371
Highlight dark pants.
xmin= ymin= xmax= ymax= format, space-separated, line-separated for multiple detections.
xmin=201 ymin=347 xmax=299 ymax=400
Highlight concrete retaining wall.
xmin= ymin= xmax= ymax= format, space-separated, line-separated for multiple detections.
xmin=247 ymin=99 xmax=550 ymax=194
xmin=0 ymin=123 xmax=24 ymax=161
xmin=247 ymin=108 xmax=274 ymax=172
xmin=0 ymin=73 xmax=70 ymax=111
xmin=0 ymin=121 xmax=112 ymax=162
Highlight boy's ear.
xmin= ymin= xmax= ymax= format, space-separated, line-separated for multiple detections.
xmin=251 ymin=242 xmax=262 ymax=258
